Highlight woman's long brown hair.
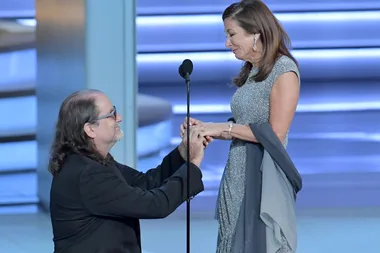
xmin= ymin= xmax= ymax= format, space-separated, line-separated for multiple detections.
xmin=223 ymin=0 xmax=298 ymax=87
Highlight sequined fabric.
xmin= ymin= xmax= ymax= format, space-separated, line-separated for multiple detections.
xmin=215 ymin=55 xmax=299 ymax=253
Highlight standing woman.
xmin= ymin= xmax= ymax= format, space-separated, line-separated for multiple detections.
xmin=181 ymin=1 xmax=301 ymax=252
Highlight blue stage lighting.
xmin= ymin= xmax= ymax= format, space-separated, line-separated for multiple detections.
xmin=172 ymin=101 xmax=380 ymax=114
xmin=0 ymin=141 xmax=37 ymax=171
xmin=137 ymin=11 xmax=380 ymax=26
xmin=138 ymin=48 xmax=380 ymax=63
xmin=0 ymin=96 xmax=35 ymax=136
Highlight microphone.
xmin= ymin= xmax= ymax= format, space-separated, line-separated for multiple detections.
xmin=178 ymin=59 xmax=193 ymax=253
xmin=179 ymin=59 xmax=193 ymax=82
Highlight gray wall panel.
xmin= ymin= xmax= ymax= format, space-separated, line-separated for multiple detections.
xmin=35 ymin=0 xmax=87 ymax=211
xmin=35 ymin=0 xmax=137 ymax=210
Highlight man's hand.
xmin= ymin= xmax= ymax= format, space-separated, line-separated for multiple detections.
xmin=180 ymin=117 xmax=213 ymax=147
xmin=178 ymin=125 xmax=205 ymax=167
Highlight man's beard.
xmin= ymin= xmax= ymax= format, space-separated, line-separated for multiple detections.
xmin=107 ymin=126 xmax=124 ymax=151
xmin=115 ymin=128 xmax=124 ymax=142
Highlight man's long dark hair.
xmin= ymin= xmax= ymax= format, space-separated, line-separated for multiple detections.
xmin=48 ymin=90 xmax=109 ymax=176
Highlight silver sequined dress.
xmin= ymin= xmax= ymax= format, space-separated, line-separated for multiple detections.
xmin=215 ymin=55 xmax=300 ymax=253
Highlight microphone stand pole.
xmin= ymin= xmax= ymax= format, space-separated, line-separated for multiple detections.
xmin=185 ymin=72 xmax=191 ymax=253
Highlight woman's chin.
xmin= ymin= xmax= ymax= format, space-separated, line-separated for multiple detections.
xmin=233 ymin=53 xmax=243 ymax=61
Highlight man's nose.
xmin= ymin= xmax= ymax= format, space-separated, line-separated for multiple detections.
xmin=116 ymin=113 xmax=123 ymax=122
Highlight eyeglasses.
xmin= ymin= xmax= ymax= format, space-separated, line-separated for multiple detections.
xmin=93 ymin=106 xmax=117 ymax=121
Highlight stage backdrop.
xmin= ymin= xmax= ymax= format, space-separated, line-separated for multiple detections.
xmin=0 ymin=0 xmax=380 ymax=214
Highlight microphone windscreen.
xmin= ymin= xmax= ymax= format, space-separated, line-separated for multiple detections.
xmin=181 ymin=59 xmax=193 ymax=75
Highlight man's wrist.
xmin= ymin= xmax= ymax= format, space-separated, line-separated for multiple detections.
xmin=190 ymin=159 xmax=201 ymax=168
xmin=177 ymin=143 xmax=186 ymax=160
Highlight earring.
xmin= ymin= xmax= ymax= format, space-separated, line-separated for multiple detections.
xmin=253 ymin=37 xmax=258 ymax=51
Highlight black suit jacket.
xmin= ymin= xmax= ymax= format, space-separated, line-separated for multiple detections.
xmin=49 ymin=147 xmax=204 ymax=253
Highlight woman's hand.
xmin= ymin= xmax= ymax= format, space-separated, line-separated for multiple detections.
xmin=203 ymin=122 xmax=232 ymax=140
xmin=180 ymin=117 xmax=214 ymax=147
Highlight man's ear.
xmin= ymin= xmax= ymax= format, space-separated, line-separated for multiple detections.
xmin=84 ymin=122 xmax=96 ymax=139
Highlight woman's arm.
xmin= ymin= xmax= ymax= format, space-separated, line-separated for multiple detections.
xmin=203 ymin=71 xmax=300 ymax=143
xmin=267 ymin=71 xmax=300 ymax=142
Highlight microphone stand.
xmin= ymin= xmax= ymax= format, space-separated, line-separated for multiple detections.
xmin=185 ymin=72 xmax=191 ymax=253
xmin=179 ymin=59 xmax=193 ymax=253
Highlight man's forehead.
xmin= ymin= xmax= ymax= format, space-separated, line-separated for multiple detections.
xmin=94 ymin=93 xmax=113 ymax=112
